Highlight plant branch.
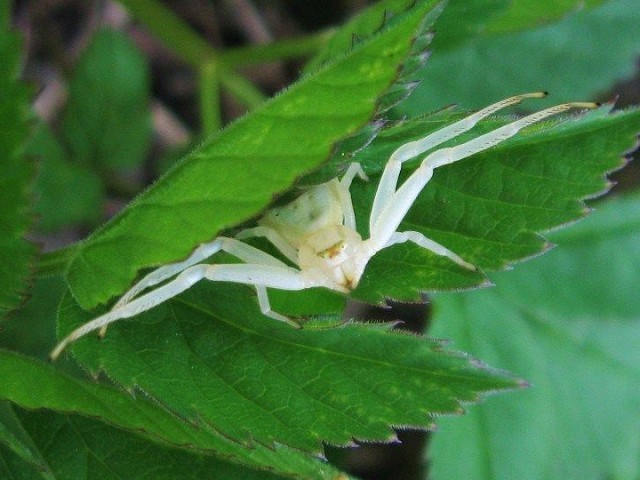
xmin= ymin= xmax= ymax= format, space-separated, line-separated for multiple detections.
xmin=199 ymin=61 xmax=221 ymax=134
xmin=221 ymin=30 xmax=332 ymax=67
xmin=116 ymin=0 xmax=330 ymax=116
xmin=116 ymin=0 xmax=266 ymax=109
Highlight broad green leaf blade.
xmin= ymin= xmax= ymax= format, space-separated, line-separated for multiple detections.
xmin=428 ymin=192 xmax=640 ymax=480
xmin=0 ymin=5 xmax=37 ymax=316
xmin=30 ymin=123 xmax=104 ymax=231
xmin=58 ymin=283 xmax=520 ymax=453
xmin=404 ymin=0 xmax=640 ymax=113
xmin=2 ymin=408 xmax=287 ymax=480
xmin=0 ymin=350 xmax=348 ymax=479
xmin=62 ymin=28 xmax=151 ymax=170
xmin=348 ymin=106 xmax=640 ymax=302
xmin=66 ymin=0 xmax=443 ymax=311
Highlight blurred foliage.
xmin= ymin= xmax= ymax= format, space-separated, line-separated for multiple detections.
xmin=0 ymin=1 xmax=36 ymax=315
xmin=429 ymin=193 xmax=640 ymax=480
xmin=401 ymin=0 xmax=640 ymax=112
xmin=61 ymin=29 xmax=152 ymax=170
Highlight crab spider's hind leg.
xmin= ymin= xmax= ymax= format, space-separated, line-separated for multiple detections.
xmin=117 ymin=236 xmax=291 ymax=310
xmin=116 ymin=236 xmax=290 ymax=308
xmin=51 ymin=263 xmax=212 ymax=360
xmin=98 ymin=239 xmax=226 ymax=337
xmin=386 ymin=231 xmax=476 ymax=270
xmin=370 ymin=101 xmax=598 ymax=248
xmin=51 ymin=261 xmax=307 ymax=360
xmin=370 ymin=92 xmax=549 ymax=229
xmin=113 ymin=239 xmax=226 ymax=310
xmin=101 ymin=236 xmax=290 ymax=337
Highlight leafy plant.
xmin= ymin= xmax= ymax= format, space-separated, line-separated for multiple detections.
xmin=1 ymin=1 xmax=639 ymax=479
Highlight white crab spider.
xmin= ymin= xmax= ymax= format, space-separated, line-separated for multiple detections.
xmin=51 ymin=92 xmax=596 ymax=359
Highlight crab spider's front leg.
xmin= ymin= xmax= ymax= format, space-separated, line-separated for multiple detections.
xmin=369 ymin=92 xmax=548 ymax=231
xmin=370 ymin=101 xmax=598 ymax=251
xmin=337 ymin=162 xmax=368 ymax=230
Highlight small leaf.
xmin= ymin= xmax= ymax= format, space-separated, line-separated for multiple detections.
xmin=0 ymin=4 xmax=37 ymax=316
xmin=61 ymin=28 xmax=152 ymax=170
xmin=0 ymin=349 xmax=348 ymax=479
xmin=30 ymin=123 xmax=104 ymax=231
xmin=428 ymin=192 xmax=640 ymax=480
xmin=58 ymin=283 xmax=520 ymax=453
xmin=65 ymin=0 xmax=447 ymax=310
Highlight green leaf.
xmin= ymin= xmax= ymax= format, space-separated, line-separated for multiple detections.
xmin=0 ymin=349 xmax=349 ymax=479
xmin=0 ymin=276 xmax=64 ymax=359
xmin=305 ymin=0 xmax=438 ymax=73
xmin=428 ymin=192 xmax=640 ymax=480
xmin=403 ymin=0 xmax=640 ymax=113
xmin=478 ymin=0 xmax=605 ymax=35
xmin=0 ymin=5 xmax=37 ymax=316
xmin=348 ymin=106 xmax=640 ymax=302
xmin=412 ymin=0 xmax=606 ymax=53
xmin=65 ymin=0 xmax=445 ymax=310
xmin=426 ymin=0 xmax=508 ymax=50
xmin=58 ymin=282 xmax=520 ymax=453
xmin=0 ymin=402 xmax=54 ymax=480
xmin=30 ymin=123 xmax=104 ymax=231
xmin=2 ymin=407 xmax=289 ymax=480
xmin=61 ymin=28 xmax=151 ymax=170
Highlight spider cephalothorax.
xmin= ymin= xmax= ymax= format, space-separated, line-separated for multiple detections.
xmin=51 ymin=92 xmax=596 ymax=359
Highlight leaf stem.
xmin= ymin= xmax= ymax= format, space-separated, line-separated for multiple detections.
xmin=116 ymin=0 xmax=331 ymax=127
xmin=117 ymin=0 xmax=214 ymax=66
xmin=199 ymin=61 xmax=221 ymax=134
xmin=116 ymin=0 xmax=266 ymax=110
xmin=220 ymin=30 xmax=333 ymax=67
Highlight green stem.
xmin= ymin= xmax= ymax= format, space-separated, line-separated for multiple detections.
xmin=199 ymin=61 xmax=221 ymax=134
xmin=221 ymin=29 xmax=332 ymax=67
xmin=117 ymin=0 xmax=214 ymax=66
xmin=217 ymin=69 xmax=266 ymax=109
xmin=117 ymin=0 xmax=266 ymax=110
xmin=116 ymin=0 xmax=330 ymax=124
